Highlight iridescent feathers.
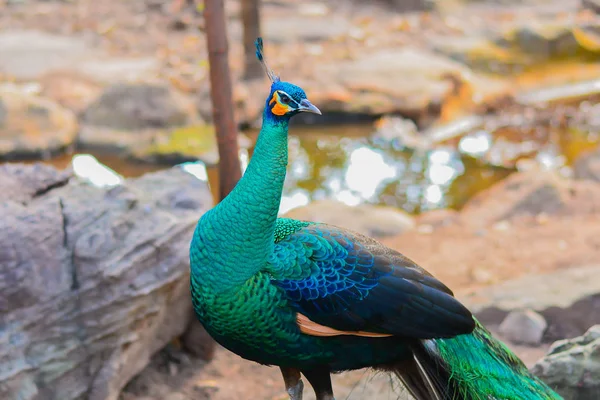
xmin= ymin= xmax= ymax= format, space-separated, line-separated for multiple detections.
xmin=255 ymin=37 xmax=280 ymax=83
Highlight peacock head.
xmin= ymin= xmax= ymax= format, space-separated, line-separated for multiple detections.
xmin=255 ymin=38 xmax=321 ymax=120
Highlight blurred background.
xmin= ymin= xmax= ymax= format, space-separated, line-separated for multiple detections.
xmin=1 ymin=0 xmax=599 ymax=399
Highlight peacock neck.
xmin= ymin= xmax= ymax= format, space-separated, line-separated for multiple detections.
xmin=199 ymin=111 xmax=289 ymax=289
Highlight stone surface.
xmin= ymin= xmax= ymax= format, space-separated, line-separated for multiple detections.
xmin=460 ymin=265 xmax=600 ymax=342
xmin=499 ymin=309 xmax=548 ymax=345
xmin=532 ymin=325 xmax=600 ymax=400
xmin=459 ymin=168 xmax=600 ymax=228
xmin=82 ymin=84 xmax=198 ymax=131
xmin=39 ymin=71 xmax=104 ymax=113
xmin=79 ymin=84 xmax=207 ymax=161
xmin=263 ymin=16 xmax=351 ymax=43
xmin=0 ymin=164 xmax=212 ymax=400
xmin=315 ymin=48 xmax=471 ymax=117
xmin=0 ymin=30 xmax=94 ymax=80
xmin=574 ymin=146 xmax=600 ymax=183
xmin=0 ymin=86 xmax=79 ymax=159
xmin=284 ymin=199 xmax=415 ymax=238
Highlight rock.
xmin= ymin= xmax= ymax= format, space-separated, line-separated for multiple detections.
xmin=314 ymin=48 xmax=504 ymax=121
xmin=317 ymin=48 xmax=468 ymax=117
xmin=0 ymin=30 xmax=94 ymax=80
xmin=82 ymin=84 xmax=197 ymax=131
xmin=0 ymin=30 xmax=158 ymax=83
xmin=574 ymin=146 xmax=600 ymax=182
xmin=39 ymin=71 xmax=104 ymax=113
xmin=500 ymin=23 xmax=580 ymax=60
xmin=516 ymin=78 xmax=600 ymax=106
xmin=434 ymin=36 xmax=528 ymax=74
xmin=79 ymin=84 xmax=209 ymax=163
xmin=71 ymin=57 xmax=160 ymax=85
xmin=372 ymin=115 xmax=421 ymax=149
xmin=129 ymin=125 xmax=219 ymax=166
xmin=284 ymin=200 xmax=415 ymax=238
xmin=499 ymin=309 xmax=548 ymax=345
xmin=531 ymin=325 xmax=600 ymax=400
xmin=0 ymin=163 xmax=72 ymax=203
xmin=380 ymin=0 xmax=435 ymax=12
xmin=264 ymin=16 xmax=351 ymax=43
xmin=459 ymin=265 xmax=600 ymax=342
xmin=0 ymin=86 xmax=78 ymax=159
xmin=459 ymin=168 xmax=600 ymax=228
xmin=0 ymin=164 xmax=212 ymax=400
xmin=583 ymin=0 xmax=600 ymax=14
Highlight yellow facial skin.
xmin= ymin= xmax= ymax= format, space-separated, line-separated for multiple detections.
xmin=269 ymin=92 xmax=291 ymax=116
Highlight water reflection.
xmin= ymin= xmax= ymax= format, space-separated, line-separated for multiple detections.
xmin=38 ymin=119 xmax=595 ymax=215
xmin=72 ymin=154 xmax=123 ymax=187
xmin=278 ymin=125 xmax=509 ymax=214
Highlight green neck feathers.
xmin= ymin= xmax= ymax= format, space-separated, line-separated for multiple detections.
xmin=197 ymin=116 xmax=289 ymax=290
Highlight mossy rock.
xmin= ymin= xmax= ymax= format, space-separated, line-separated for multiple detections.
xmin=0 ymin=86 xmax=78 ymax=160
xmin=497 ymin=22 xmax=600 ymax=64
xmin=131 ymin=125 xmax=219 ymax=165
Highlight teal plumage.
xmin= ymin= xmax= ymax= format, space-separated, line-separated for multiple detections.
xmin=189 ymin=38 xmax=562 ymax=400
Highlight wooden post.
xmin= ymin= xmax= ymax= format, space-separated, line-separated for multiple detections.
xmin=241 ymin=0 xmax=263 ymax=80
xmin=204 ymin=0 xmax=242 ymax=200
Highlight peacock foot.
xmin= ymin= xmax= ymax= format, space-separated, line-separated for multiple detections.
xmin=287 ymin=378 xmax=304 ymax=400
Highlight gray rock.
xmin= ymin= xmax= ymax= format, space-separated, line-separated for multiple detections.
xmin=583 ymin=0 xmax=600 ymax=13
xmin=0 ymin=86 xmax=79 ymax=159
xmin=499 ymin=309 xmax=548 ymax=345
xmin=284 ymin=200 xmax=415 ymax=238
xmin=574 ymin=145 xmax=600 ymax=183
xmin=82 ymin=84 xmax=197 ymax=131
xmin=320 ymin=48 xmax=469 ymax=116
xmin=264 ymin=16 xmax=351 ymax=43
xmin=0 ymin=30 xmax=94 ymax=80
xmin=0 ymin=164 xmax=212 ymax=400
xmin=460 ymin=169 xmax=600 ymax=228
xmin=459 ymin=265 xmax=600 ymax=342
xmin=531 ymin=325 xmax=600 ymax=400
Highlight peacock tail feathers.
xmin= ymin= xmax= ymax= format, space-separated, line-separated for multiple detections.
xmin=424 ymin=319 xmax=562 ymax=400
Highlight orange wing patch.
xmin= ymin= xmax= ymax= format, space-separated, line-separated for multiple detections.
xmin=270 ymin=92 xmax=289 ymax=116
xmin=296 ymin=313 xmax=393 ymax=338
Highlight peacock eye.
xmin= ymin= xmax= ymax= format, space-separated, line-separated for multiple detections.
xmin=279 ymin=93 xmax=291 ymax=104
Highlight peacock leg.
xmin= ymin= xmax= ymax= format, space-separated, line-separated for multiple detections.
xmin=280 ymin=366 xmax=304 ymax=400
xmin=301 ymin=367 xmax=335 ymax=400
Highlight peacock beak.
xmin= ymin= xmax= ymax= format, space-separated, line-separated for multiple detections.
xmin=298 ymin=99 xmax=322 ymax=115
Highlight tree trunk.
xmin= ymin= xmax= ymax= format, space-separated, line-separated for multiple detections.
xmin=204 ymin=0 xmax=242 ymax=200
xmin=241 ymin=0 xmax=263 ymax=80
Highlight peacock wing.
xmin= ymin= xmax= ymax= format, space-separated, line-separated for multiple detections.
xmin=269 ymin=219 xmax=475 ymax=339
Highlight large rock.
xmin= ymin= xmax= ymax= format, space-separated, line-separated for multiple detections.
xmin=0 ymin=86 xmax=78 ymax=159
xmin=498 ymin=309 xmax=548 ymax=346
xmin=0 ymin=31 xmax=94 ymax=80
xmin=574 ymin=146 xmax=600 ymax=183
xmin=315 ymin=48 xmax=470 ymax=117
xmin=79 ymin=84 xmax=214 ymax=163
xmin=459 ymin=265 xmax=600 ymax=342
xmin=532 ymin=325 xmax=600 ymax=400
xmin=82 ymin=84 xmax=198 ymax=132
xmin=284 ymin=200 xmax=415 ymax=238
xmin=0 ymin=163 xmax=212 ymax=400
xmin=459 ymin=168 xmax=600 ymax=228
xmin=263 ymin=16 xmax=351 ymax=43
xmin=0 ymin=30 xmax=159 ymax=83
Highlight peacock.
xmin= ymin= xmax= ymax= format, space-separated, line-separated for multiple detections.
xmin=189 ymin=38 xmax=562 ymax=400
